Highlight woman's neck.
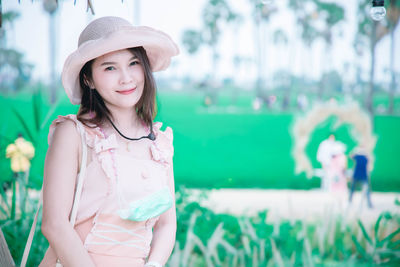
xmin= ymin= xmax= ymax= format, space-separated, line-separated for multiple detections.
xmin=105 ymin=106 xmax=142 ymax=136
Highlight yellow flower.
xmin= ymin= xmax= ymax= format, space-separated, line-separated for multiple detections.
xmin=6 ymin=137 xmax=35 ymax=172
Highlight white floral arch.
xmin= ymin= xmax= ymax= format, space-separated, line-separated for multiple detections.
xmin=291 ymin=100 xmax=377 ymax=178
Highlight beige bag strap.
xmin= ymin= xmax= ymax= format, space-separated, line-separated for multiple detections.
xmin=20 ymin=121 xmax=88 ymax=267
xmin=69 ymin=122 xmax=88 ymax=226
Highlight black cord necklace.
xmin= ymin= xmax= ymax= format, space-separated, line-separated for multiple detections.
xmin=106 ymin=116 xmax=156 ymax=141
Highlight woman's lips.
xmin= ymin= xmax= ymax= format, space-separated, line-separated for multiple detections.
xmin=117 ymin=88 xmax=136 ymax=95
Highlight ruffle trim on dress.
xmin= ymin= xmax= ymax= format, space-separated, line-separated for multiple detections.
xmin=150 ymin=122 xmax=174 ymax=168
xmin=48 ymin=114 xmax=81 ymax=145
xmin=48 ymin=114 xmax=117 ymax=196
xmin=48 ymin=115 xmax=174 ymax=190
xmin=48 ymin=114 xmax=103 ymax=147
xmin=94 ymin=132 xmax=119 ymax=196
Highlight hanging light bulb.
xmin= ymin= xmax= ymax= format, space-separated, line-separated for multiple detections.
xmin=370 ymin=0 xmax=386 ymax=21
xmin=43 ymin=0 xmax=58 ymax=14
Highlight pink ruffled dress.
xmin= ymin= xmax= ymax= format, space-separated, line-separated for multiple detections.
xmin=39 ymin=114 xmax=174 ymax=267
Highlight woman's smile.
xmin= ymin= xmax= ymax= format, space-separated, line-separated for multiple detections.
xmin=116 ymin=88 xmax=136 ymax=95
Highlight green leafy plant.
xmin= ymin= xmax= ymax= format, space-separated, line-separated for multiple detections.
xmin=352 ymin=212 xmax=400 ymax=265
xmin=168 ymin=188 xmax=400 ymax=266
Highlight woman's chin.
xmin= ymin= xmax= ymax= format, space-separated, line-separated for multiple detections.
xmin=106 ymin=100 xmax=139 ymax=111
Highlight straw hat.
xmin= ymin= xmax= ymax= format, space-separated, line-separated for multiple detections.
xmin=62 ymin=16 xmax=179 ymax=104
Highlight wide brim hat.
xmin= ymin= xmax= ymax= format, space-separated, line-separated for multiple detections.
xmin=62 ymin=16 xmax=179 ymax=105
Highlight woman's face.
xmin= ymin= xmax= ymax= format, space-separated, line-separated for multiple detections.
xmin=90 ymin=48 xmax=145 ymax=111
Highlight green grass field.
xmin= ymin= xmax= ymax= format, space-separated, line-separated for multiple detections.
xmin=1 ymin=88 xmax=400 ymax=192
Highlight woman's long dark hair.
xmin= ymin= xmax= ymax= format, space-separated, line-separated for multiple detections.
xmin=77 ymin=46 xmax=157 ymax=129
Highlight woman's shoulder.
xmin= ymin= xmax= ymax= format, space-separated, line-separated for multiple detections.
xmin=48 ymin=114 xmax=104 ymax=144
xmin=48 ymin=114 xmax=82 ymax=145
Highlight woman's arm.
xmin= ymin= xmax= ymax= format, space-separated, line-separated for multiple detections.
xmin=146 ymin=163 xmax=177 ymax=266
xmin=41 ymin=120 xmax=95 ymax=267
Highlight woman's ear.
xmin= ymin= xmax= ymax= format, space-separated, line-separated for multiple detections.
xmin=83 ymin=75 xmax=94 ymax=89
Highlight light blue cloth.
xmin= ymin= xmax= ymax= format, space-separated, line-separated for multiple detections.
xmin=117 ymin=186 xmax=173 ymax=221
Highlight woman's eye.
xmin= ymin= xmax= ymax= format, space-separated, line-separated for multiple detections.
xmin=105 ymin=66 xmax=115 ymax=71
xmin=130 ymin=61 xmax=140 ymax=66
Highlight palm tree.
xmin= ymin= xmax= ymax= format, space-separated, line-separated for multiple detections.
xmin=249 ymin=0 xmax=277 ymax=104
xmin=313 ymin=1 xmax=345 ymax=99
xmin=133 ymin=0 xmax=140 ymax=25
xmin=0 ymin=11 xmax=32 ymax=94
xmin=355 ymin=0 xmax=389 ymax=115
xmin=0 ymin=0 xmax=3 ymax=28
xmin=43 ymin=0 xmax=58 ymax=103
xmin=272 ymin=29 xmax=292 ymax=110
xmin=182 ymin=0 xmax=239 ymax=105
xmin=288 ymin=0 xmax=319 ymax=100
xmin=203 ymin=0 xmax=239 ymax=104
xmin=386 ymin=0 xmax=400 ymax=114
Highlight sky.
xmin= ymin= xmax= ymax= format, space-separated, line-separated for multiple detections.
xmin=3 ymin=0 xmax=400 ymax=88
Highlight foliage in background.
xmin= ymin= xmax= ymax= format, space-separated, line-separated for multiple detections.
xmin=0 ymin=11 xmax=33 ymax=94
xmin=169 ymin=187 xmax=400 ymax=266
xmin=4 ymin=136 xmax=34 ymax=223
xmin=2 ymin=186 xmax=400 ymax=266
xmin=1 ymin=88 xmax=400 ymax=191
xmin=385 ymin=0 xmax=400 ymax=114
xmin=249 ymin=0 xmax=278 ymax=101
xmin=182 ymin=0 xmax=240 ymax=105
xmin=355 ymin=0 xmax=400 ymax=114
xmin=0 ymin=88 xmax=59 ymax=190
xmin=287 ymin=0 xmax=345 ymax=102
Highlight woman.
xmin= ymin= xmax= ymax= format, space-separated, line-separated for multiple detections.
xmin=39 ymin=16 xmax=179 ymax=267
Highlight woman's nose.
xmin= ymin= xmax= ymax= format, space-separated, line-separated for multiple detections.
xmin=119 ymin=68 xmax=133 ymax=84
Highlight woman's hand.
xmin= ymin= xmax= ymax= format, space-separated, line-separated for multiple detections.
xmin=145 ymin=161 xmax=176 ymax=265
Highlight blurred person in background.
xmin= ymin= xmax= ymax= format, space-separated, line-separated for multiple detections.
xmin=348 ymin=144 xmax=373 ymax=209
xmin=330 ymin=141 xmax=348 ymax=193
xmin=316 ymin=133 xmax=336 ymax=191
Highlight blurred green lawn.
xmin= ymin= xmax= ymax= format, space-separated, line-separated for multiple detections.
xmin=1 ymin=87 xmax=399 ymax=192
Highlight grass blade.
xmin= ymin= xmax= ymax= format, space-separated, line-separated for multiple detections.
xmin=388 ymin=239 xmax=400 ymax=249
xmin=374 ymin=213 xmax=384 ymax=246
xmin=357 ymin=219 xmax=373 ymax=246
xmin=39 ymin=100 xmax=59 ymax=130
xmin=379 ymin=228 xmax=400 ymax=247
xmin=351 ymin=234 xmax=368 ymax=260
xmin=0 ymin=184 xmax=11 ymax=213
xmin=270 ymin=238 xmax=285 ymax=267
xmin=11 ymin=107 xmax=35 ymax=142
xmin=32 ymin=90 xmax=42 ymax=132
xmin=0 ymin=201 xmax=9 ymax=218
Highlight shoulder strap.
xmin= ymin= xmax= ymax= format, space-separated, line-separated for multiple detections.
xmin=20 ymin=120 xmax=88 ymax=267
xmin=69 ymin=122 xmax=87 ymax=226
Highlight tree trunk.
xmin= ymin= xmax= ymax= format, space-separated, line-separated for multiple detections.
xmin=319 ymin=43 xmax=331 ymax=100
xmin=49 ymin=13 xmax=57 ymax=104
xmin=0 ymin=0 xmax=3 ymax=28
xmin=366 ymin=21 xmax=377 ymax=115
xmin=388 ymin=27 xmax=396 ymax=114
xmin=133 ymin=0 xmax=140 ymax=25
xmin=209 ymin=44 xmax=218 ymax=105
xmin=255 ymin=17 xmax=263 ymax=98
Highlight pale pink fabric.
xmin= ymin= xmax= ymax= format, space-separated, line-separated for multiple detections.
xmin=330 ymin=154 xmax=348 ymax=192
xmin=40 ymin=114 xmax=174 ymax=266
